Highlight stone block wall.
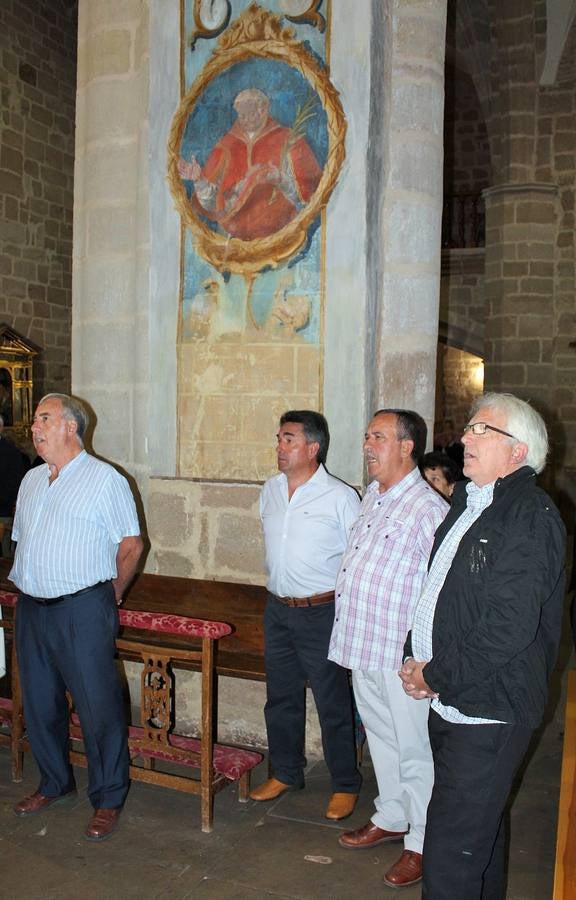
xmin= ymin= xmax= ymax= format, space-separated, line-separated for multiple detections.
xmin=540 ymin=42 xmax=576 ymax=479
xmin=437 ymin=247 xmax=485 ymax=429
xmin=444 ymin=64 xmax=490 ymax=196
xmin=438 ymin=344 xmax=483 ymax=435
xmin=439 ymin=248 xmax=485 ymax=355
xmin=0 ymin=0 xmax=77 ymax=398
xmin=483 ymin=185 xmax=557 ymax=402
xmin=147 ymin=479 xmax=264 ymax=583
xmin=72 ymin=0 xmax=150 ymax=505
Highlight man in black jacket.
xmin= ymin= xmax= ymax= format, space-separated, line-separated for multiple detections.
xmin=400 ymin=392 xmax=566 ymax=900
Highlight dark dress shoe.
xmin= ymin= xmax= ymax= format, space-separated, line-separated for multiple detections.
xmin=338 ymin=821 xmax=408 ymax=849
xmin=14 ymin=790 xmax=77 ymax=817
xmin=383 ymin=849 xmax=423 ymax=887
xmin=85 ymin=807 xmax=122 ymax=841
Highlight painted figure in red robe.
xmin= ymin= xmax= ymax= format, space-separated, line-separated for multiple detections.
xmin=178 ymin=89 xmax=322 ymax=241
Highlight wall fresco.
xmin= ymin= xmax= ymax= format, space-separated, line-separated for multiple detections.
xmin=169 ymin=1 xmax=344 ymax=480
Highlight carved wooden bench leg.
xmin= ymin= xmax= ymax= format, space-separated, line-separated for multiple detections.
xmin=200 ymin=780 xmax=214 ymax=834
xmin=238 ymin=771 xmax=250 ymax=802
xmin=11 ymin=639 xmax=23 ymax=782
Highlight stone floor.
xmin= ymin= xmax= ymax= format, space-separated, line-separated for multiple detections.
xmin=0 ymin=700 xmax=565 ymax=900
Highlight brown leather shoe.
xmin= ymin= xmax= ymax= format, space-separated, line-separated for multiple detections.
xmin=325 ymin=792 xmax=358 ymax=821
xmin=85 ymin=807 xmax=122 ymax=842
xmin=383 ymin=849 xmax=423 ymax=887
xmin=338 ymin=821 xmax=408 ymax=849
xmin=13 ymin=790 xmax=77 ymax=817
xmin=249 ymin=777 xmax=303 ymax=801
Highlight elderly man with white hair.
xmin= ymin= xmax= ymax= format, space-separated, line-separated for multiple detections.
xmin=400 ymin=392 xmax=566 ymax=900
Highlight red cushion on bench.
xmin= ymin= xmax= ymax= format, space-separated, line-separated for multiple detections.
xmin=127 ymin=725 xmax=263 ymax=780
xmin=0 ymin=697 xmax=12 ymax=725
xmin=0 ymin=591 xmax=18 ymax=607
xmin=118 ymin=608 xmax=232 ymax=639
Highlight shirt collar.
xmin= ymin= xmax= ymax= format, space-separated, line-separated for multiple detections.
xmin=367 ymin=465 xmax=422 ymax=500
xmin=279 ymin=462 xmax=327 ymax=492
xmin=465 ymin=479 xmax=495 ymax=513
xmin=45 ymin=449 xmax=87 ymax=481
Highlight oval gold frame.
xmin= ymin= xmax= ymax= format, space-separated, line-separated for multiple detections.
xmin=167 ymin=10 xmax=346 ymax=276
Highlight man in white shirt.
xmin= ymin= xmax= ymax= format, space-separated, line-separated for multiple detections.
xmin=9 ymin=393 xmax=143 ymax=842
xmin=250 ymin=410 xmax=362 ymax=820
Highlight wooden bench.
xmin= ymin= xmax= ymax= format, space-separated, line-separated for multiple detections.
xmin=0 ymin=591 xmax=24 ymax=781
xmin=553 ymin=669 xmax=576 ymax=899
xmin=0 ymin=590 xmax=264 ymax=832
xmin=121 ymin=572 xmax=267 ymax=681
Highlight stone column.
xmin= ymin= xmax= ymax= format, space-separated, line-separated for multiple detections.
xmin=369 ymin=0 xmax=447 ymax=435
xmin=72 ymin=0 xmax=150 ymax=495
xmin=482 ymin=183 xmax=558 ymax=408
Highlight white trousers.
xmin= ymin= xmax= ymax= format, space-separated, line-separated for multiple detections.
xmin=353 ymin=668 xmax=433 ymax=853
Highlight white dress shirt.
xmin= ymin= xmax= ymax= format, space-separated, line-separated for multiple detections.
xmin=260 ymin=464 xmax=360 ymax=598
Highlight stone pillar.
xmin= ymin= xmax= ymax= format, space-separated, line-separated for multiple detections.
xmin=72 ymin=0 xmax=150 ymax=495
xmin=369 ymin=0 xmax=447 ymax=436
xmin=483 ymin=183 xmax=558 ymax=412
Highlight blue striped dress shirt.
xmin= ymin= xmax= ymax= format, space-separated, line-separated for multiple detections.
xmin=9 ymin=450 xmax=140 ymax=598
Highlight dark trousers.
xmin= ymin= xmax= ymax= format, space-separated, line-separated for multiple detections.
xmin=263 ymin=594 xmax=361 ymax=793
xmin=422 ymin=710 xmax=533 ymax=900
xmin=16 ymin=583 xmax=129 ymax=809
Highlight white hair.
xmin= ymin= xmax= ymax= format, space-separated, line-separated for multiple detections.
xmin=469 ymin=392 xmax=549 ymax=473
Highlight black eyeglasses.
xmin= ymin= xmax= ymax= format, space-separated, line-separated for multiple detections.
xmin=462 ymin=422 xmax=518 ymax=441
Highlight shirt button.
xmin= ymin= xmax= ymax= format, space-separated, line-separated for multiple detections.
xmin=342 ymin=568 xmax=346 ymax=572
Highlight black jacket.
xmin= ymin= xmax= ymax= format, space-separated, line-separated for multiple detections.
xmin=404 ymin=466 xmax=566 ymax=727
xmin=0 ymin=436 xmax=27 ymax=517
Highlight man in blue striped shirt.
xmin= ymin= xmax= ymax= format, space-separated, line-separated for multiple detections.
xmin=9 ymin=393 xmax=143 ymax=842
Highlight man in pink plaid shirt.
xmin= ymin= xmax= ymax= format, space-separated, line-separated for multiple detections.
xmin=329 ymin=408 xmax=448 ymax=888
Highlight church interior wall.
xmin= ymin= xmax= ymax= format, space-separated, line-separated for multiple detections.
xmin=0 ymin=0 xmax=77 ymax=401
xmin=69 ymin=0 xmax=447 ymax=749
xmin=5 ymin=0 xmax=573 ymax=748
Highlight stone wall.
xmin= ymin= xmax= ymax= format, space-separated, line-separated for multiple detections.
xmin=72 ymin=0 xmax=447 ymax=751
xmin=0 ymin=0 xmax=76 ymax=398
xmin=437 ymin=345 xmax=483 ymax=436
xmin=444 ymin=63 xmax=490 ymax=197
xmin=437 ymin=247 xmax=485 ymax=429
xmin=72 ymin=0 xmax=150 ymax=505
xmin=439 ymin=248 xmax=485 ymax=356
xmin=544 ymin=23 xmax=576 ymax=484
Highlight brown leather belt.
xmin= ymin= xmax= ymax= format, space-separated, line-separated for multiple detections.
xmin=273 ymin=590 xmax=335 ymax=608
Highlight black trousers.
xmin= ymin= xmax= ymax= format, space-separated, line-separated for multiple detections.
xmin=422 ymin=709 xmax=533 ymax=900
xmin=16 ymin=583 xmax=129 ymax=809
xmin=263 ymin=594 xmax=361 ymax=793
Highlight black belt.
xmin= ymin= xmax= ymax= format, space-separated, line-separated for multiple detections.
xmin=272 ymin=590 xmax=335 ymax=608
xmin=26 ymin=581 xmax=111 ymax=606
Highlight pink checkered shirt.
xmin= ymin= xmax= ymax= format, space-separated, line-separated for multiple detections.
xmin=328 ymin=468 xmax=448 ymax=671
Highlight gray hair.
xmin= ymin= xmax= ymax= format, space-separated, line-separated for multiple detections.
xmin=40 ymin=393 xmax=89 ymax=444
xmin=469 ymin=392 xmax=549 ymax=473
